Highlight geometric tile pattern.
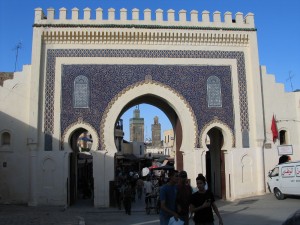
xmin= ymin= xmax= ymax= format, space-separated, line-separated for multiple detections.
xmin=45 ymin=49 xmax=249 ymax=150
xmin=99 ymin=79 xmax=199 ymax=149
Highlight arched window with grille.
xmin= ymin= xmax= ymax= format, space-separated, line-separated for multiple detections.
xmin=73 ymin=75 xmax=89 ymax=108
xmin=207 ymin=76 xmax=222 ymax=107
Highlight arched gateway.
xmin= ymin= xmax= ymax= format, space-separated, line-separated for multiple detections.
xmin=35 ymin=7 xmax=258 ymax=207
xmin=5 ymin=6 xmax=299 ymax=208
xmin=98 ymin=80 xmax=197 ymax=206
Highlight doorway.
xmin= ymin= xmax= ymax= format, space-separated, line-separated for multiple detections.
xmin=206 ymin=127 xmax=226 ymax=199
xmin=68 ymin=128 xmax=94 ymax=206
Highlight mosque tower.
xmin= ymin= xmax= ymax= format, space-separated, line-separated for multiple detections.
xmin=129 ymin=106 xmax=144 ymax=142
xmin=151 ymin=116 xmax=162 ymax=148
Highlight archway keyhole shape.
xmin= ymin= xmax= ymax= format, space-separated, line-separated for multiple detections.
xmin=69 ymin=128 xmax=94 ymax=153
xmin=69 ymin=128 xmax=93 ymax=153
xmin=207 ymin=128 xmax=224 ymax=150
xmin=200 ymin=120 xmax=234 ymax=151
xmin=62 ymin=120 xmax=99 ymax=152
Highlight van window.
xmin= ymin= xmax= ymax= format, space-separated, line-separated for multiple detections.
xmin=281 ymin=166 xmax=295 ymax=178
xmin=296 ymin=166 xmax=300 ymax=177
xmin=270 ymin=167 xmax=279 ymax=177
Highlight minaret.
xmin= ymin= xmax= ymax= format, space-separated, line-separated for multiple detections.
xmin=151 ymin=116 xmax=161 ymax=147
xmin=129 ymin=106 xmax=144 ymax=142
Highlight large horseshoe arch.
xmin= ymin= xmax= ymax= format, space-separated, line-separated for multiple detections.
xmin=95 ymin=81 xmax=198 ymax=206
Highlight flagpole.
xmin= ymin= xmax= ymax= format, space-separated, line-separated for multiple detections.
xmin=259 ymin=67 xmax=267 ymax=193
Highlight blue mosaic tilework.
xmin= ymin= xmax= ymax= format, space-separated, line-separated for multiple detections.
xmin=61 ymin=65 xmax=233 ymax=146
xmin=45 ymin=49 xmax=249 ymax=150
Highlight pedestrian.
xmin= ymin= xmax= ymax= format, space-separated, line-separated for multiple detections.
xmin=190 ymin=174 xmax=223 ymax=225
xmin=198 ymin=173 xmax=208 ymax=190
xmin=115 ymin=177 xmax=123 ymax=210
xmin=152 ymin=176 xmax=160 ymax=197
xmin=159 ymin=170 xmax=179 ymax=225
xmin=130 ymin=177 xmax=137 ymax=203
xmin=176 ymin=171 xmax=193 ymax=225
xmin=136 ymin=178 xmax=144 ymax=200
xmin=144 ymin=176 xmax=153 ymax=209
xmin=123 ymin=181 xmax=133 ymax=215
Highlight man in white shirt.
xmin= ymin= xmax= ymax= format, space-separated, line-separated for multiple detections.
xmin=144 ymin=177 xmax=153 ymax=208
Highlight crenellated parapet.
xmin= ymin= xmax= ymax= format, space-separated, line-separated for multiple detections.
xmin=34 ymin=8 xmax=255 ymax=46
xmin=34 ymin=7 xmax=255 ymax=28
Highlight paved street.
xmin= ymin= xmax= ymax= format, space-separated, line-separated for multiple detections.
xmin=0 ymin=193 xmax=299 ymax=225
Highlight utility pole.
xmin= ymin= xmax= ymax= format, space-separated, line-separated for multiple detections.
xmin=286 ymin=71 xmax=294 ymax=92
xmin=13 ymin=41 xmax=22 ymax=72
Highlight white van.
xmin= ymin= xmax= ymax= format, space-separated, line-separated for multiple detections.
xmin=267 ymin=161 xmax=300 ymax=200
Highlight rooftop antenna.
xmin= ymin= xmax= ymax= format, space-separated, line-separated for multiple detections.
xmin=13 ymin=41 xmax=22 ymax=72
xmin=286 ymin=71 xmax=294 ymax=92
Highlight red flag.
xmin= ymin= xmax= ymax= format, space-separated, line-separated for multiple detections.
xmin=271 ymin=115 xmax=278 ymax=142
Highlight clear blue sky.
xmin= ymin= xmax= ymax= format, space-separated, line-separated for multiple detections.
xmin=1 ymin=0 xmax=299 ymax=140
xmin=121 ymin=104 xmax=171 ymax=141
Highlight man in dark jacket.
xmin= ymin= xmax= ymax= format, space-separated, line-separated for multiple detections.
xmin=176 ymin=171 xmax=193 ymax=225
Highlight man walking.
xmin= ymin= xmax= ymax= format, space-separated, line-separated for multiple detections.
xmin=159 ymin=170 xmax=179 ymax=225
xmin=176 ymin=171 xmax=193 ymax=225
xmin=144 ymin=177 xmax=153 ymax=209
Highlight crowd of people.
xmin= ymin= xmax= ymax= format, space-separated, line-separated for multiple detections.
xmin=113 ymin=167 xmax=224 ymax=225
xmin=114 ymin=167 xmax=162 ymax=215
xmin=159 ymin=170 xmax=223 ymax=225
xmin=113 ymin=162 xmax=299 ymax=225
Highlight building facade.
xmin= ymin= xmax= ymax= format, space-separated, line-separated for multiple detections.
xmin=163 ymin=129 xmax=175 ymax=157
xmin=0 ymin=7 xmax=299 ymax=207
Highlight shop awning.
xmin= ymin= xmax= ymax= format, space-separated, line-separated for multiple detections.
xmin=156 ymin=155 xmax=169 ymax=163
xmin=123 ymin=154 xmax=138 ymax=161
xmin=115 ymin=154 xmax=138 ymax=161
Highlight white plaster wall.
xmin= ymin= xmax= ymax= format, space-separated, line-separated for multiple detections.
xmin=0 ymin=65 xmax=31 ymax=203
xmin=261 ymin=66 xmax=300 ymax=176
xmin=132 ymin=142 xmax=145 ymax=157
xmin=34 ymin=152 xmax=67 ymax=205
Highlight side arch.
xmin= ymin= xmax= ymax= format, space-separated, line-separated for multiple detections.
xmin=199 ymin=118 xmax=235 ymax=150
xmin=61 ymin=118 xmax=99 ymax=151
xmin=241 ymin=154 xmax=253 ymax=183
xmin=100 ymin=80 xmax=198 ymax=154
